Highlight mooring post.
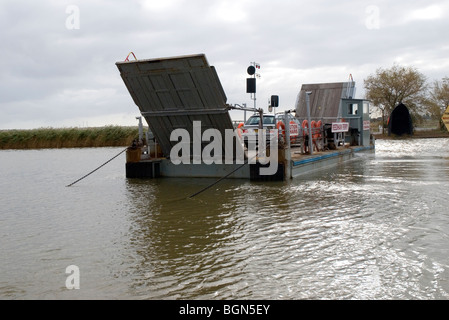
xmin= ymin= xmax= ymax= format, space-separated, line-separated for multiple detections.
xmin=136 ymin=116 xmax=143 ymax=145
xmin=284 ymin=111 xmax=291 ymax=179
xmin=306 ymin=91 xmax=313 ymax=155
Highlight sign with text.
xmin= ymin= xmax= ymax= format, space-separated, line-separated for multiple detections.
xmin=442 ymin=106 xmax=449 ymax=132
xmin=331 ymin=122 xmax=349 ymax=133
xmin=289 ymin=122 xmax=299 ymax=136
xmin=363 ymin=120 xmax=371 ymax=131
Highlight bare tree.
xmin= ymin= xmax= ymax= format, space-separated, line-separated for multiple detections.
xmin=429 ymin=77 xmax=449 ymax=131
xmin=364 ymin=64 xmax=428 ymax=134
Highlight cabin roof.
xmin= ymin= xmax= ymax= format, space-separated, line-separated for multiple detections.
xmin=295 ymin=82 xmax=355 ymax=119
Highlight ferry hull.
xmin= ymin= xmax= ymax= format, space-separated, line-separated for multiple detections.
xmin=125 ymin=145 xmax=374 ymax=181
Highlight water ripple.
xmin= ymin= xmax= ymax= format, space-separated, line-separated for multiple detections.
xmin=2 ymin=140 xmax=449 ymax=299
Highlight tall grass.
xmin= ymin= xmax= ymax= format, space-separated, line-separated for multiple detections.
xmin=0 ymin=126 xmax=141 ymax=149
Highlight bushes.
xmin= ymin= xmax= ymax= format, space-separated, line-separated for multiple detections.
xmin=0 ymin=126 xmax=140 ymax=149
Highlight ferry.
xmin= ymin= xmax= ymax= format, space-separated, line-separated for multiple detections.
xmin=115 ymin=53 xmax=375 ymax=181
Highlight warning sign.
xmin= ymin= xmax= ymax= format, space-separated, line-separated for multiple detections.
xmin=363 ymin=120 xmax=371 ymax=131
xmin=443 ymin=105 xmax=449 ymax=132
xmin=289 ymin=122 xmax=299 ymax=136
xmin=332 ymin=122 xmax=349 ymax=133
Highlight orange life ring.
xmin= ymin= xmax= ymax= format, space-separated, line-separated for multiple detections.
xmin=315 ymin=120 xmax=322 ymax=138
xmin=276 ymin=121 xmax=285 ymax=134
xmin=311 ymin=121 xmax=319 ymax=139
xmin=237 ymin=122 xmax=244 ymax=139
xmin=237 ymin=128 xmax=243 ymax=139
xmin=277 ymin=121 xmax=290 ymax=144
xmin=302 ymin=120 xmax=308 ymax=135
xmin=276 ymin=121 xmax=286 ymax=142
xmin=311 ymin=120 xmax=322 ymax=151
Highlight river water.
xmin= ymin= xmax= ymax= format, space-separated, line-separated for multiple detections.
xmin=1 ymin=138 xmax=449 ymax=300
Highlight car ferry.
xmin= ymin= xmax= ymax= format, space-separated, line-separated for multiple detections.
xmin=116 ymin=53 xmax=374 ymax=181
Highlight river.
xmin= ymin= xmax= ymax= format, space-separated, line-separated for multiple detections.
xmin=1 ymin=138 xmax=449 ymax=300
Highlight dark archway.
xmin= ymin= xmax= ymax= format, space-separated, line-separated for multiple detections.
xmin=388 ymin=103 xmax=413 ymax=136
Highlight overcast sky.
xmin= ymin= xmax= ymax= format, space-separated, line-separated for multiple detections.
xmin=1 ymin=0 xmax=448 ymax=129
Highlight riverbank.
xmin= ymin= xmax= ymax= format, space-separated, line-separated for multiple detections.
xmin=0 ymin=126 xmax=140 ymax=150
xmin=1 ymin=126 xmax=447 ymax=150
xmin=374 ymin=129 xmax=449 ymax=140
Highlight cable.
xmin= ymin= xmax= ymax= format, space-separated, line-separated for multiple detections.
xmin=188 ymin=160 xmax=249 ymax=199
xmin=188 ymin=140 xmax=274 ymax=199
xmin=66 ymin=147 xmax=128 ymax=187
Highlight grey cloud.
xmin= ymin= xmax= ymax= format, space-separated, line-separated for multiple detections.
xmin=1 ymin=0 xmax=448 ymax=129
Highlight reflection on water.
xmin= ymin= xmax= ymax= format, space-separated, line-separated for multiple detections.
xmin=1 ymin=139 xmax=449 ymax=299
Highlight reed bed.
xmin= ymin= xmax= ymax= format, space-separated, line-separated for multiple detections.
xmin=0 ymin=126 xmax=141 ymax=149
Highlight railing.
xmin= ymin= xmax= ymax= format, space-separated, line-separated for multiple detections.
xmin=287 ymin=123 xmax=325 ymax=154
xmin=234 ymin=116 xmax=359 ymax=154
xmin=286 ymin=117 xmax=350 ymax=154
xmin=232 ymin=120 xmax=245 ymax=129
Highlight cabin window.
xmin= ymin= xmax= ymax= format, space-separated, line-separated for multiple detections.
xmin=348 ymin=104 xmax=359 ymax=115
xmin=363 ymin=102 xmax=369 ymax=114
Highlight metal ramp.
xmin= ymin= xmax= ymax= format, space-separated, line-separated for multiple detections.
xmin=295 ymin=82 xmax=355 ymax=119
xmin=116 ymin=54 xmax=233 ymax=158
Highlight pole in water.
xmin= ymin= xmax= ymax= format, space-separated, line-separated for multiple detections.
xmin=66 ymin=147 xmax=127 ymax=187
